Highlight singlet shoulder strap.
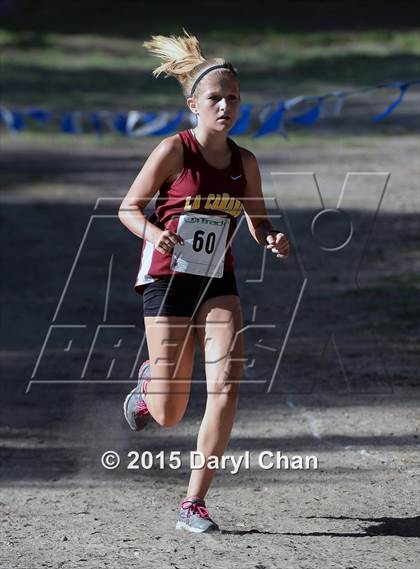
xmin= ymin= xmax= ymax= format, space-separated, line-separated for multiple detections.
xmin=177 ymin=129 xmax=198 ymax=168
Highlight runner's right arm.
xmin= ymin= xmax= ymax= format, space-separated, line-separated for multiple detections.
xmin=118 ymin=136 xmax=184 ymax=255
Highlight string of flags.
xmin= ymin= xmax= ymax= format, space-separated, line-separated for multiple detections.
xmin=0 ymin=79 xmax=418 ymax=139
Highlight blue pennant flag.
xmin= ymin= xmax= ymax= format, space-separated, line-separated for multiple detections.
xmin=141 ymin=112 xmax=159 ymax=123
xmin=254 ymin=102 xmax=285 ymax=138
xmin=372 ymin=82 xmax=409 ymax=122
xmin=11 ymin=111 xmax=25 ymax=131
xmin=126 ymin=111 xmax=158 ymax=134
xmin=60 ymin=113 xmax=78 ymax=134
xmin=90 ymin=112 xmax=104 ymax=135
xmin=291 ymin=97 xmax=324 ymax=125
xmin=126 ymin=111 xmax=163 ymax=136
xmin=149 ymin=110 xmax=185 ymax=136
xmin=127 ymin=112 xmax=174 ymax=137
xmin=114 ymin=112 xmax=128 ymax=135
xmin=0 ymin=108 xmax=21 ymax=132
xmin=229 ymin=104 xmax=253 ymax=135
xmin=26 ymin=109 xmax=51 ymax=122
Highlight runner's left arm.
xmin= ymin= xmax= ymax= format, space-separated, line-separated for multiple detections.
xmin=240 ymin=148 xmax=289 ymax=258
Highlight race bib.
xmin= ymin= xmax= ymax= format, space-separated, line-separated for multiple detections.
xmin=170 ymin=213 xmax=231 ymax=278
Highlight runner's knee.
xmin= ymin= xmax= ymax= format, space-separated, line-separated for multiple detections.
xmin=153 ymin=404 xmax=185 ymax=427
xmin=151 ymin=393 xmax=188 ymax=427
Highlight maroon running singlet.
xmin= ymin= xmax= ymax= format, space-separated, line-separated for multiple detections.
xmin=134 ymin=129 xmax=247 ymax=294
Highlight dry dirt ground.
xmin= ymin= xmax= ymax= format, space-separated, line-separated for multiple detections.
xmin=1 ymin=131 xmax=419 ymax=569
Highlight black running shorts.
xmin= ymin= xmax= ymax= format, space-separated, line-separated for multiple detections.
xmin=142 ymin=271 xmax=239 ymax=318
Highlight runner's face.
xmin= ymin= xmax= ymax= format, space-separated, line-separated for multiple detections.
xmin=191 ymin=74 xmax=241 ymax=131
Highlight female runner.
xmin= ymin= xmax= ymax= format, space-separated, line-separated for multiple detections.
xmin=119 ymin=30 xmax=289 ymax=533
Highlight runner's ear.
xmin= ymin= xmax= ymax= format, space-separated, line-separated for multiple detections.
xmin=186 ymin=96 xmax=198 ymax=115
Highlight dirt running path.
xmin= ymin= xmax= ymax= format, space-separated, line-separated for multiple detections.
xmin=1 ymin=134 xmax=419 ymax=568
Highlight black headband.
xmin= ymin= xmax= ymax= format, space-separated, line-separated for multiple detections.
xmin=189 ymin=62 xmax=235 ymax=97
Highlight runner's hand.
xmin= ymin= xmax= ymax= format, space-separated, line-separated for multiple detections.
xmin=154 ymin=229 xmax=184 ymax=256
xmin=266 ymin=232 xmax=289 ymax=259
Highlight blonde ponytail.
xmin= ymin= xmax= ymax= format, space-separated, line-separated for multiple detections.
xmin=143 ymin=29 xmax=234 ymax=97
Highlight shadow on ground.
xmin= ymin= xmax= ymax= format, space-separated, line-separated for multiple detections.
xmin=1 ymin=195 xmax=419 ymax=482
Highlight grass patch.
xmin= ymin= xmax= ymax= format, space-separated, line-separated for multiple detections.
xmin=1 ymin=128 xmax=415 ymax=154
xmin=1 ymin=29 xmax=419 ymax=110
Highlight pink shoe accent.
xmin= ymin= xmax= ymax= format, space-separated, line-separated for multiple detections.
xmin=134 ymin=361 xmax=151 ymax=416
xmin=134 ymin=399 xmax=149 ymax=416
xmin=181 ymin=498 xmax=209 ymax=519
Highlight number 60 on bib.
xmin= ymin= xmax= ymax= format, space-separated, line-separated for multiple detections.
xmin=170 ymin=213 xmax=231 ymax=278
